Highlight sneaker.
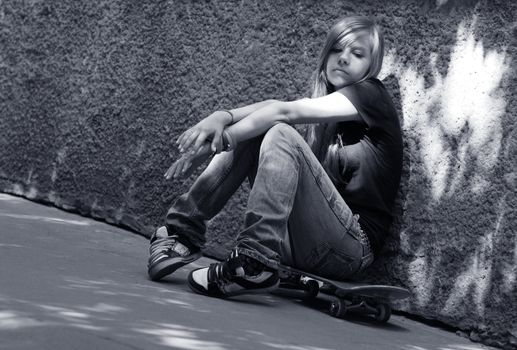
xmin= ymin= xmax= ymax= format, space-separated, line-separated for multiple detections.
xmin=187 ymin=250 xmax=279 ymax=298
xmin=147 ymin=226 xmax=202 ymax=281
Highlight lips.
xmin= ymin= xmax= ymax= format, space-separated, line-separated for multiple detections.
xmin=334 ymin=68 xmax=348 ymax=75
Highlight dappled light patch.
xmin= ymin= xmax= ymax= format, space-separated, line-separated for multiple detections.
xmin=39 ymin=304 xmax=91 ymax=320
xmin=79 ymin=303 xmax=129 ymax=314
xmin=2 ymin=298 xmax=112 ymax=332
xmin=0 ymin=212 xmax=91 ymax=226
xmin=406 ymin=249 xmax=441 ymax=307
xmin=0 ymin=310 xmax=46 ymax=330
xmin=501 ymin=239 xmax=517 ymax=294
xmin=442 ymin=196 xmax=508 ymax=316
xmin=60 ymin=276 xmax=205 ymax=313
xmin=381 ymin=16 xmax=509 ymax=201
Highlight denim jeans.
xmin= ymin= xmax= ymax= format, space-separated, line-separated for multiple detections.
xmin=166 ymin=123 xmax=373 ymax=280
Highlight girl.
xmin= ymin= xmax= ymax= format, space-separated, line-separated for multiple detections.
xmin=148 ymin=16 xmax=403 ymax=298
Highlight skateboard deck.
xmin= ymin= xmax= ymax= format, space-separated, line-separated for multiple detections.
xmin=277 ymin=265 xmax=411 ymax=323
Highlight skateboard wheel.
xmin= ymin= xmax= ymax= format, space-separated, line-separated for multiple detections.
xmin=374 ymin=303 xmax=391 ymax=323
xmin=329 ymin=299 xmax=347 ymax=318
xmin=302 ymin=280 xmax=319 ymax=299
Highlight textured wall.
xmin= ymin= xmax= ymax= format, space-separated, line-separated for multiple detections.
xmin=1 ymin=0 xmax=515 ymax=348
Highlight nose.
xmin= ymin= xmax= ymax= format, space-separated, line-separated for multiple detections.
xmin=338 ymin=49 xmax=350 ymax=65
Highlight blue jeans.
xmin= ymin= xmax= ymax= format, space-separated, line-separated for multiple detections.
xmin=166 ymin=124 xmax=373 ymax=280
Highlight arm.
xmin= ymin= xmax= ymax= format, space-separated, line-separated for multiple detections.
xmin=227 ymin=99 xmax=278 ymax=124
xmin=225 ymin=92 xmax=362 ymax=146
xmin=177 ymin=99 xmax=278 ymax=153
xmin=168 ymin=93 xmax=357 ymax=179
xmin=168 ymin=99 xmax=278 ymax=180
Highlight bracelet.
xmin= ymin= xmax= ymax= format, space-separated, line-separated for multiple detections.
xmin=221 ymin=109 xmax=234 ymax=124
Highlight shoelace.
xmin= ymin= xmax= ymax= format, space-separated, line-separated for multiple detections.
xmin=208 ymin=250 xmax=245 ymax=286
xmin=164 ymin=243 xmax=175 ymax=253
xmin=165 ymin=238 xmax=190 ymax=256
xmin=150 ymin=236 xmax=188 ymax=260
xmin=150 ymin=236 xmax=174 ymax=251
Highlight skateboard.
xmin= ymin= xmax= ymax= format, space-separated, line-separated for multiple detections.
xmin=277 ymin=265 xmax=411 ymax=323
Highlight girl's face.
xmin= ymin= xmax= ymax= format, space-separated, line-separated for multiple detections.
xmin=325 ymin=31 xmax=372 ymax=89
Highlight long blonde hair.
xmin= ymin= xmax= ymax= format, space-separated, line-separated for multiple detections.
xmin=306 ymin=16 xmax=384 ymax=185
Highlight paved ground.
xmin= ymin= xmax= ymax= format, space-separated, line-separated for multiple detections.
xmin=0 ymin=193 xmax=498 ymax=350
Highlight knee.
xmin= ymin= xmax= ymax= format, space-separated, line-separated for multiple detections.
xmin=261 ymin=123 xmax=300 ymax=150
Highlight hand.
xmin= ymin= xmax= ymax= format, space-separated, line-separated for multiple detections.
xmin=164 ymin=142 xmax=214 ymax=180
xmin=177 ymin=110 xmax=232 ymax=156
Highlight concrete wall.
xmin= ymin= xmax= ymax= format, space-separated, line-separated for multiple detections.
xmin=1 ymin=0 xmax=515 ymax=348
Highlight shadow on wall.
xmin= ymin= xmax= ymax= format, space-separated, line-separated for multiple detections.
xmin=375 ymin=14 xmax=513 ymax=322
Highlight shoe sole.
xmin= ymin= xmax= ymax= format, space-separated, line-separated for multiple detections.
xmin=148 ymin=252 xmax=202 ymax=281
xmin=187 ymin=268 xmax=280 ymax=298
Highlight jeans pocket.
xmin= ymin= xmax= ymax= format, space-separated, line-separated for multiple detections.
xmin=306 ymin=242 xmax=361 ymax=281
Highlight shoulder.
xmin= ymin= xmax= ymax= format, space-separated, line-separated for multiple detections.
xmin=340 ymin=78 xmax=385 ymax=95
xmin=338 ymin=78 xmax=398 ymax=129
xmin=336 ymin=78 xmax=387 ymax=109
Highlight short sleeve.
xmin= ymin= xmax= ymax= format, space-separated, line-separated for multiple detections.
xmin=336 ymin=79 xmax=387 ymax=130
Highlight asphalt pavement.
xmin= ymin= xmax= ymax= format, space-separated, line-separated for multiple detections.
xmin=0 ymin=193 xmax=498 ymax=350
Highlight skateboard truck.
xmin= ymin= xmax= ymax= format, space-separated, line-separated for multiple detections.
xmin=329 ymin=298 xmax=392 ymax=322
xmin=278 ymin=265 xmax=409 ymax=323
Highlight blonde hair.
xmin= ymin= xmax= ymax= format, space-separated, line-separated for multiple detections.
xmin=306 ymin=16 xmax=384 ymax=185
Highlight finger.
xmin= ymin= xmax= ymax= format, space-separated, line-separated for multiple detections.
xmin=168 ymin=158 xmax=184 ymax=179
xmin=210 ymin=132 xmax=220 ymax=153
xmin=176 ymin=129 xmax=191 ymax=146
xmin=164 ymin=161 xmax=178 ymax=180
xmin=177 ymin=129 xmax=193 ymax=150
xmin=181 ymin=158 xmax=191 ymax=176
xmin=180 ymin=129 xmax=199 ymax=152
xmin=191 ymin=131 xmax=208 ymax=154
xmin=211 ymin=132 xmax=223 ymax=153
xmin=183 ymin=154 xmax=205 ymax=178
xmin=191 ymin=142 xmax=208 ymax=158
xmin=172 ymin=157 xmax=184 ymax=179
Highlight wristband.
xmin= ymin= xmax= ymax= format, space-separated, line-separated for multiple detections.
xmin=221 ymin=109 xmax=234 ymax=124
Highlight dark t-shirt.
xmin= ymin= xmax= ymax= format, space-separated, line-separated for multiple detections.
xmin=336 ymin=78 xmax=403 ymax=255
